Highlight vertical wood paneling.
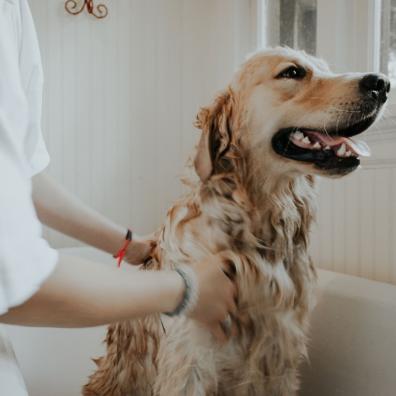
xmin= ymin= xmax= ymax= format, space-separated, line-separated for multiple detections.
xmin=344 ymin=173 xmax=359 ymax=276
xmin=391 ymin=168 xmax=396 ymax=282
xmin=29 ymin=0 xmax=254 ymax=248
xmin=311 ymin=157 xmax=396 ymax=285
xmin=29 ymin=1 xmax=395 ymax=285
xmin=156 ymin=0 xmax=183 ymax=217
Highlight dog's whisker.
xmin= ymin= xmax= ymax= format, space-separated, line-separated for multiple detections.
xmin=331 ymin=108 xmax=361 ymax=113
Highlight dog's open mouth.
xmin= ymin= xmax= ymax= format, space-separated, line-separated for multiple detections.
xmin=271 ymin=116 xmax=376 ymax=173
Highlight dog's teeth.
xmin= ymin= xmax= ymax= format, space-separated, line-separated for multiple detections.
xmin=302 ymin=136 xmax=311 ymax=144
xmin=313 ymin=142 xmax=321 ymax=149
xmin=337 ymin=143 xmax=346 ymax=156
xmin=345 ymin=150 xmax=352 ymax=157
xmin=294 ymin=131 xmax=304 ymax=141
xmin=324 ymin=145 xmax=331 ymax=150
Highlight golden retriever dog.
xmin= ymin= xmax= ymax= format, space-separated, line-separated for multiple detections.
xmin=83 ymin=47 xmax=389 ymax=396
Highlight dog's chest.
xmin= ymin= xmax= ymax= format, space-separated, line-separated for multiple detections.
xmin=157 ymin=201 xmax=315 ymax=392
xmin=159 ymin=201 xmax=315 ymax=324
xmin=236 ymin=250 xmax=314 ymax=334
xmin=218 ymin=254 xmax=315 ymax=389
xmin=159 ymin=201 xmax=314 ymax=306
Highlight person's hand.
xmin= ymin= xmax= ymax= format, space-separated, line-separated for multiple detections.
xmin=125 ymin=233 xmax=157 ymax=265
xmin=188 ymin=254 xmax=238 ymax=343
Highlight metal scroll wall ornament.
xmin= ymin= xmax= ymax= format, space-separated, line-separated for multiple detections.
xmin=65 ymin=0 xmax=108 ymax=19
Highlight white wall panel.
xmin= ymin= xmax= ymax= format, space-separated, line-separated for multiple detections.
xmin=310 ymin=116 xmax=396 ymax=284
xmin=30 ymin=0 xmax=254 ymax=248
xmin=29 ymin=1 xmax=396 ymax=285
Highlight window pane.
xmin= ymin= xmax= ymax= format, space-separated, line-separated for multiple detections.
xmin=381 ymin=0 xmax=396 ymax=84
xmin=264 ymin=0 xmax=317 ymax=55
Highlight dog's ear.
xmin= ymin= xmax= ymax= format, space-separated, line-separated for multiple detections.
xmin=194 ymin=90 xmax=233 ymax=182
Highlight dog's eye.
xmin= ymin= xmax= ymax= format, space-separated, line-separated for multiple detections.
xmin=276 ymin=66 xmax=306 ymax=80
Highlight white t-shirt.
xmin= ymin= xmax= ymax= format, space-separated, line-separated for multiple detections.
xmin=0 ymin=0 xmax=58 ymax=315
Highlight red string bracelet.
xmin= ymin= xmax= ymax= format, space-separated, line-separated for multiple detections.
xmin=114 ymin=229 xmax=132 ymax=267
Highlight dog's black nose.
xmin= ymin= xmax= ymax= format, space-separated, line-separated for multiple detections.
xmin=359 ymin=73 xmax=390 ymax=103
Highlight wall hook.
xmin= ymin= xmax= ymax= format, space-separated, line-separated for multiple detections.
xmin=65 ymin=0 xmax=108 ymax=19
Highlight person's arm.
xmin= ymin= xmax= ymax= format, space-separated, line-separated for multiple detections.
xmin=0 ymin=152 xmax=236 ymax=340
xmin=0 ymin=254 xmax=183 ymax=327
xmin=0 ymin=254 xmax=236 ymax=340
xmin=32 ymin=173 xmax=151 ymax=264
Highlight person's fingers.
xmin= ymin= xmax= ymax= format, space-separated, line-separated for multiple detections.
xmin=147 ymin=229 xmax=161 ymax=242
xmin=222 ymin=278 xmax=238 ymax=311
xmin=219 ymin=258 xmax=238 ymax=306
xmin=228 ymin=298 xmax=238 ymax=317
xmin=223 ymin=310 xmax=236 ymax=333
xmin=132 ymin=240 xmax=155 ymax=265
xmin=220 ymin=258 xmax=237 ymax=281
xmin=226 ymin=309 xmax=239 ymax=336
xmin=232 ymin=281 xmax=238 ymax=298
xmin=230 ymin=319 xmax=239 ymax=337
xmin=211 ymin=323 xmax=227 ymax=344
xmin=187 ymin=254 xmax=241 ymax=338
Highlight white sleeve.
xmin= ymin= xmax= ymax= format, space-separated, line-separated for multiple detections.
xmin=0 ymin=152 xmax=58 ymax=315
xmin=0 ymin=1 xmax=57 ymax=315
xmin=19 ymin=0 xmax=50 ymax=176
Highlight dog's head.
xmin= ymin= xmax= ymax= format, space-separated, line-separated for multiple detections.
xmin=194 ymin=47 xmax=390 ymax=180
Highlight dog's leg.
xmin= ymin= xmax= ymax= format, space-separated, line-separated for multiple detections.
xmin=153 ymin=319 xmax=218 ymax=396
xmin=83 ymin=315 xmax=163 ymax=396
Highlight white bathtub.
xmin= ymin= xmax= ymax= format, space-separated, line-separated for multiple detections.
xmin=5 ymin=247 xmax=396 ymax=396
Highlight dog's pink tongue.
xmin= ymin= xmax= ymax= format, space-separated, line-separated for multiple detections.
xmin=307 ymin=131 xmax=371 ymax=157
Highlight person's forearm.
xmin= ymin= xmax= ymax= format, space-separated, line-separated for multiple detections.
xmin=0 ymin=254 xmax=184 ymax=327
xmin=32 ymin=173 xmax=126 ymax=256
